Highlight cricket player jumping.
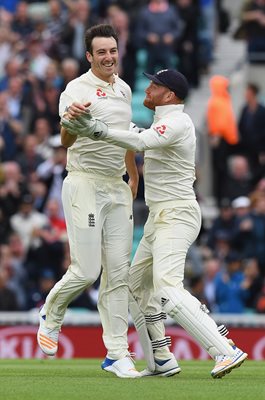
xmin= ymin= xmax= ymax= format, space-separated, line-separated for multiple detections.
xmin=61 ymin=68 xmax=248 ymax=379
xmin=37 ymin=24 xmax=141 ymax=378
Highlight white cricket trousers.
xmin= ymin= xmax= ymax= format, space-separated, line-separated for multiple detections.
xmin=44 ymin=171 xmax=133 ymax=359
xmin=129 ymin=200 xmax=201 ymax=312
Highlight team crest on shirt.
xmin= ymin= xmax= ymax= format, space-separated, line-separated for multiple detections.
xmin=154 ymin=125 xmax=167 ymax=135
xmin=96 ymin=88 xmax=107 ymax=98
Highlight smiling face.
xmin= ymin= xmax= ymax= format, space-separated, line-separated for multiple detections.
xmin=143 ymin=81 xmax=175 ymax=110
xmin=86 ymin=36 xmax=118 ymax=83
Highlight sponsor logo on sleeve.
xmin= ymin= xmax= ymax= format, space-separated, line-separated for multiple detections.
xmin=154 ymin=125 xmax=167 ymax=135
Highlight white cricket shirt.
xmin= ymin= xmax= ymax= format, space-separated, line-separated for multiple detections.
xmin=59 ymin=69 xmax=132 ymax=177
xmin=106 ymin=104 xmax=197 ymax=204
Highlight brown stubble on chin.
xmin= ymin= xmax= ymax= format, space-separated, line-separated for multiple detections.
xmin=143 ymin=98 xmax=155 ymax=111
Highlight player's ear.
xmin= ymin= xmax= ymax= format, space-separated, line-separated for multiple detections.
xmin=86 ymin=51 xmax=93 ymax=63
xmin=165 ymin=90 xmax=176 ymax=103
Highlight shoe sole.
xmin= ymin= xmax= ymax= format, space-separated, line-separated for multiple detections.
xmin=211 ymin=353 xmax=248 ymax=379
xmin=103 ymin=366 xmax=141 ymax=379
xmin=141 ymin=367 xmax=181 ymax=377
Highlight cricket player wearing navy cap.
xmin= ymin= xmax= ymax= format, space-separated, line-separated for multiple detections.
xmin=62 ymin=68 xmax=248 ymax=379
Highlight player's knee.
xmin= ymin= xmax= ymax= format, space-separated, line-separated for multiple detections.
xmin=155 ymin=285 xmax=184 ymax=315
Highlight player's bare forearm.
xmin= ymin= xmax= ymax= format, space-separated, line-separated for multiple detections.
xmin=60 ymin=126 xmax=77 ymax=148
xmin=125 ymin=150 xmax=139 ymax=200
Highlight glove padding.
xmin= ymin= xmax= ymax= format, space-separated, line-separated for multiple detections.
xmin=61 ymin=110 xmax=108 ymax=139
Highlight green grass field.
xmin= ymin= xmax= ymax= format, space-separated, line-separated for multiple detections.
xmin=0 ymin=359 xmax=264 ymax=400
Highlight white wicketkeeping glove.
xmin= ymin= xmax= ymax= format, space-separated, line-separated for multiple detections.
xmin=61 ymin=110 xmax=108 ymax=139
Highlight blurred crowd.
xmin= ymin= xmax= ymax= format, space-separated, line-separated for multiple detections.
xmin=0 ymin=0 xmax=265 ymax=315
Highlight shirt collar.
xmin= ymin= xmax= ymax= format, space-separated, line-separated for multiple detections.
xmin=155 ymin=104 xmax=184 ymax=117
xmin=88 ymin=69 xmax=117 ymax=87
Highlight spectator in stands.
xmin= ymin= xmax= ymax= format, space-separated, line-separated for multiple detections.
xmin=238 ymin=83 xmax=265 ymax=180
xmin=106 ymin=4 xmax=138 ymax=91
xmin=0 ymin=206 xmax=11 ymax=244
xmin=41 ymin=60 xmax=63 ymax=92
xmin=248 ymin=193 xmax=265 ymax=276
xmin=0 ymin=22 xmax=18 ymax=80
xmin=203 ymin=256 xmax=221 ymax=312
xmin=0 ymin=91 xmax=24 ymax=161
xmin=45 ymin=0 xmax=69 ymax=61
xmin=10 ymin=1 xmax=34 ymax=41
xmin=0 ymin=58 xmax=22 ymax=92
xmin=26 ymin=34 xmax=52 ymax=81
xmin=175 ymin=0 xmax=201 ymax=88
xmin=241 ymin=258 xmax=263 ymax=312
xmin=198 ymin=0 xmax=216 ymax=73
xmin=189 ymin=274 xmax=209 ymax=307
xmin=10 ymin=193 xmax=49 ymax=253
xmin=33 ymin=117 xmax=54 ymax=161
xmin=27 ymin=268 xmax=57 ymax=310
xmin=6 ymin=76 xmax=25 ymax=123
xmin=211 ymin=229 xmax=232 ymax=265
xmin=0 ymin=265 xmax=19 ymax=311
xmin=60 ymin=57 xmax=80 ymax=91
xmin=11 ymin=1 xmax=34 ymax=41
xmin=39 ymin=83 xmax=61 ymax=135
xmin=28 ymin=179 xmax=47 ymax=213
xmin=135 ymin=0 xmax=181 ymax=73
xmin=16 ymin=134 xmax=45 ymax=183
xmin=4 ymin=232 xmax=28 ymax=309
xmin=231 ymin=195 xmax=265 ymax=275
xmin=221 ymin=155 xmax=254 ymax=201
xmin=214 ymin=251 xmax=250 ymax=313
xmin=0 ymin=161 xmax=28 ymax=218
xmin=206 ymin=75 xmax=239 ymax=206
xmin=60 ymin=0 xmax=98 ymax=74
xmin=44 ymin=198 xmax=67 ymax=242
xmin=241 ymin=0 xmax=265 ymax=64
xmin=206 ymin=197 xmax=236 ymax=252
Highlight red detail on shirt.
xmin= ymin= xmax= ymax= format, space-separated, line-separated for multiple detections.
xmin=155 ymin=125 xmax=167 ymax=135
xmin=96 ymin=88 xmax=107 ymax=97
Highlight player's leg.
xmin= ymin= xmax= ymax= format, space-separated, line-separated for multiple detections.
xmin=152 ymin=202 xmax=247 ymax=378
xmin=129 ymin=214 xmax=180 ymax=377
xmin=98 ymin=180 xmax=140 ymax=378
xmin=37 ymin=174 xmax=103 ymax=355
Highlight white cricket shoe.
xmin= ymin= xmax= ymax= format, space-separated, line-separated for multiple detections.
xmin=37 ymin=307 xmax=60 ymax=356
xmin=101 ymin=355 xmax=141 ymax=378
xmin=141 ymin=357 xmax=181 ymax=377
xmin=211 ymin=343 xmax=248 ymax=379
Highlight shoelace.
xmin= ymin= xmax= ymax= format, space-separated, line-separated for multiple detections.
xmin=215 ymin=354 xmax=228 ymax=363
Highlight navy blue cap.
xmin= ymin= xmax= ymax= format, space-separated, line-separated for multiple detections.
xmin=143 ymin=69 xmax=189 ymax=100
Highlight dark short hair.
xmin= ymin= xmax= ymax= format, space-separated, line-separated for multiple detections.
xmin=247 ymin=82 xmax=259 ymax=95
xmin=85 ymin=24 xmax=118 ymax=54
